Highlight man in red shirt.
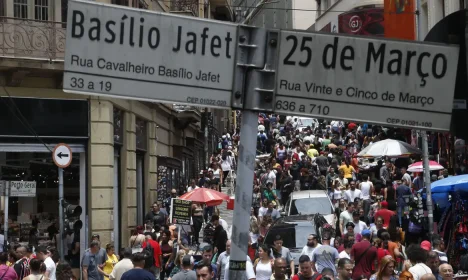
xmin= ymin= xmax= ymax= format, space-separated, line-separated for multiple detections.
xmin=350 ymin=229 xmax=377 ymax=280
xmin=142 ymin=231 xmax=163 ymax=277
xmin=374 ymin=201 xmax=395 ymax=228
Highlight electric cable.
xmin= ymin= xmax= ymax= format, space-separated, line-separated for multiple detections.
xmin=1 ymin=87 xmax=53 ymax=153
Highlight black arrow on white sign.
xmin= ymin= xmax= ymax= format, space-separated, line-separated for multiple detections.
xmin=58 ymin=152 xmax=69 ymax=159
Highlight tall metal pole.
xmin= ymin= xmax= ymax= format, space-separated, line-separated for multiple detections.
xmin=58 ymin=167 xmax=65 ymax=261
xmin=416 ymin=0 xmax=434 ymax=240
xmin=4 ymin=182 xmax=8 ymax=251
xmin=228 ymin=110 xmax=256 ymax=279
xmin=205 ymin=122 xmax=209 ymax=168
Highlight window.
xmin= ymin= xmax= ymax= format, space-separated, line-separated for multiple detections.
xmin=61 ymin=0 xmax=68 ymax=24
xmin=0 ymin=0 xmax=5 ymax=17
xmin=14 ymin=0 xmax=28 ymax=19
xmin=35 ymin=0 xmax=48 ymax=21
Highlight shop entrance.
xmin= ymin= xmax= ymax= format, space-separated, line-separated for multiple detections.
xmin=0 ymin=143 xmax=86 ymax=259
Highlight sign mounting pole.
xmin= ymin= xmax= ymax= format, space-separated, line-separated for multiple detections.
xmin=229 ymin=23 xmax=279 ymax=279
xmin=3 ymin=182 xmax=8 ymax=252
xmin=416 ymin=0 xmax=434 ymax=242
xmin=53 ymin=143 xmax=73 ymax=262
xmin=58 ymin=167 xmax=65 ymax=261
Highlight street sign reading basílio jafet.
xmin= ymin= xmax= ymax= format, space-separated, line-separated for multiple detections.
xmin=63 ymin=0 xmax=237 ymax=108
xmin=274 ymin=31 xmax=459 ymax=132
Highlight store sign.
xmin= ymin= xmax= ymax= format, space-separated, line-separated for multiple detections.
xmin=63 ymin=0 xmax=237 ymax=108
xmin=9 ymin=181 xmax=36 ymax=197
xmin=275 ymin=31 xmax=459 ymax=131
xmin=170 ymin=198 xmax=192 ymax=225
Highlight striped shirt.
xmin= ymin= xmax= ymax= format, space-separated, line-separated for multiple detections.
xmin=13 ymin=257 xmax=30 ymax=279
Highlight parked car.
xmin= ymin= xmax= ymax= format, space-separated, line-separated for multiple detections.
xmin=282 ymin=190 xmax=335 ymax=225
xmin=263 ymin=215 xmax=325 ymax=268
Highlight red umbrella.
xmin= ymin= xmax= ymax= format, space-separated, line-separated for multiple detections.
xmin=407 ymin=161 xmax=444 ymax=172
xmin=179 ymin=188 xmax=230 ymax=206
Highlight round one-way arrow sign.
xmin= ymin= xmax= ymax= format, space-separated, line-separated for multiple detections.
xmin=53 ymin=143 xmax=73 ymax=168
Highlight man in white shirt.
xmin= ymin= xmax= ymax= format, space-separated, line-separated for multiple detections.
xmin=344 ymin=181 xmax=362 ymax=204
xmin=339 ymin=203 xmax=354 ymax=235
xmin=110 ymin=248 xmax=134 ymax=280
xmin=216 ymin=240 xmax=231 ymax=280
xmin=36 ymin=246 xmax=56 ymax=280
xmin=351 ymin=211 xmax=368 ymax=235
xmin=300 ymin=234 xmax=322 ymax=262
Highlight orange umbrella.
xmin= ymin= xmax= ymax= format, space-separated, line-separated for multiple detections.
xmin=179 ymin=188 xmax=230 ymax=206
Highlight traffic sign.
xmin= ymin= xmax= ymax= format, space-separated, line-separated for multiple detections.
xmin=53 ymin=143 xmax=73 ymax=168
xmin=63 ymin=0 xmax=237 ymax=109
xmin=274 ymin=31 xmax=459 ymax=131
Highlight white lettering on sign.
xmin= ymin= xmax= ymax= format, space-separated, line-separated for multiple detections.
xmin=275 ymin=30 xmax=459 ymax=131
xmin=64 ymin=0 xmax=237 ymax=108
xmin=9 ymin=181 xmax=36 ymax=197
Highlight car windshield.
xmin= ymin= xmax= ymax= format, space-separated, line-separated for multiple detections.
xmin=265 ymin=221 xmax=315 ymax=249
xmin=290 ymin=197 xmax=332 ymax=215
xmin=298 ymin=119 xmax=314 ymax=127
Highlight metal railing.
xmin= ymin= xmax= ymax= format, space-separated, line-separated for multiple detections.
xmin=170 ymin=0 xmax=199 ymax=16
xmin=0 ymin=17 xmax=66 ymax=61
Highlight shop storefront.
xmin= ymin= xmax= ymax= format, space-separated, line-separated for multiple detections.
xmin=156 ymin=156 xmax=182 ymax=199
xmin=0 ymin=97 xmax=88 ymax=254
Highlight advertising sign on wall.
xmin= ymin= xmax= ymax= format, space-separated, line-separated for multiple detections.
xmin=338 ymin=8 xmax=384 ymax=36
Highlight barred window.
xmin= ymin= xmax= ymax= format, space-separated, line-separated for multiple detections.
xmin=35 ymin=0 xmax=49 ymax=21
xmin=14 ymin=0 xmax=28 ymax=19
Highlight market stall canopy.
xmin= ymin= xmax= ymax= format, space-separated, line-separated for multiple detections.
xmin=430 ymin=174 xmax=468 ymax=194
xmin=357 ymin=139 xmax=421 ymax=158
xmin=179 ymin=187 xmax=230 ymax=206
xmin=407 ymin=161 xmax=444 ymax=173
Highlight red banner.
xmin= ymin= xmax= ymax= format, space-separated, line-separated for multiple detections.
xmin=384 ymin=0 xmax=416 ymax=40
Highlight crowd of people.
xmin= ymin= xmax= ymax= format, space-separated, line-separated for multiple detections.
xmin=1 ymin=115 xmax=464 ymax=280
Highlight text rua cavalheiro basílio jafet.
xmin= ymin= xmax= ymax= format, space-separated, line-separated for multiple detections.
xmin=63 ymin=0 xmax=237 ymax=108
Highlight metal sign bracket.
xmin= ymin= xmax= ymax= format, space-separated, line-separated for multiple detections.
xmin=232 ymin=26 xmax=278 ymax=111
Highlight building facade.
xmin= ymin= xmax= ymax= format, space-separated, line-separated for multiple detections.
xmin=0 ymin=0 xmax=231 ymax=255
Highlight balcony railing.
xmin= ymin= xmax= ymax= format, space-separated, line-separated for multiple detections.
xmin=0 ymin=17 xmax=66 ymax=61
xmin=170 ymin=0 xmax=199 ymax=17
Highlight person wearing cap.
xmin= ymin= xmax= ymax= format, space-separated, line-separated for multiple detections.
xmin=420 ymin=241 xmax=431 ymax=252
xmin=350 ymin=229 xmax=377 ymax=280
xmin=171 ymin=255 xmax=197 ymax=280
xmin=311 ymin=227 xmax=339 ymax=275
xmin=109 ymin=248 xmax=134 ymax=280
xmin=374 ymin=201 xmax=396 ymax=228
xmin=271 ymin=235 xmax=295 ymax=276
xmin=407 ymin=244 xmax=431 ymax=280
xmin=120 ymin=252 xmax=156 ymax=280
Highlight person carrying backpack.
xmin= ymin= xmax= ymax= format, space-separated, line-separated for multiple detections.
xmin=142 ymin=232 xmax=162 ymax=279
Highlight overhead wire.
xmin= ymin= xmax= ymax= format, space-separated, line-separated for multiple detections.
xmin=1 ymin=87 xmax=53 ymax=153
xmin=158 ymin=0 xmax=417 ymax=14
